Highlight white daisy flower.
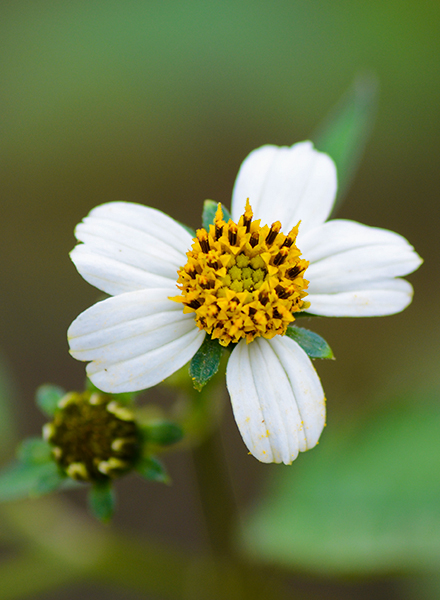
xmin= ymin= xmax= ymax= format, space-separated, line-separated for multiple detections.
xmin=68 ymin=141 xmax=422 ymax=465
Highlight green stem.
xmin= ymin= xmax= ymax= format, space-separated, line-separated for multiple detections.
xmin=191 ymin=420 xmax=237 ymax=556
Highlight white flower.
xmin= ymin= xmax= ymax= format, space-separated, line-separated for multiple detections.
xmin=68 ymin=141 xmax=422 ymax=465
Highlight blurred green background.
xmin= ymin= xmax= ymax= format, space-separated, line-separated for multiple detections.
xmin=0 ymin=1 xmax=439 ymax=599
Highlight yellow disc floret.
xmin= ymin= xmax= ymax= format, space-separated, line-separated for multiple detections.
xmin=172 ymin=200 xmax=310 ymax=346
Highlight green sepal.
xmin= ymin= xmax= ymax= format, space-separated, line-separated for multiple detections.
xmin=17 ymin=437 xmax=53 ymax=465
xmin=285 ymin=326 xmax=334 ymax=360
xmin=0 ymin=460 xmax=65 ymax=502
xmin=175 ymin=220 xmax=196 ymax=237
xmin=88 ymin=480 xmax=115 ymax=523
xmin=36 ymin=384 xmax=66 ymax=417
xmin=312 ymin=73 xmax=378 ymax=209
xmin=140 ymin=420 xmax=184 ymax=447
xmin=136 ymin=456 xmax=170 ymax=484
xmin=189 ymin=336 xmax=224 ymax=391
xmin=202 ymin=199 xmax=232 ymax=230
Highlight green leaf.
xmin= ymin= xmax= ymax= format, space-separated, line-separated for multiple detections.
xmin=140 ymin=420 xmax=184 ymax=446
xmin=0 ymin=460 xmax=64 ymax=502
xmin=88 ymin=480 xmax=115 ymax=523
xmin=312 ymin=73 xmax=378 ymax=209
xmin=202 ymin=200 xmax=232 ymax=230
xmin=136 ymin=456 xmax=170 ymax=484
xmin=17 ymin=438 xmax=53 ymax=465
xmin=285 ymin=326 xmax=334 ymax=359
xmin=240 ymin=387 xmax=440 ymax=576
xmin=36 ymin=384 xmax=65 ymax=417
xmin=189 ymin=336 xmax=224 ymax=391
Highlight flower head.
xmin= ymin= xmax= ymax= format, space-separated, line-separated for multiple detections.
xmin=68 ymin=141 xmax=422 ymax=464
xmin=173 ymin=200 xmax=309 ymax=346
xmin=43 ymin=391 xmax=140 ymax=482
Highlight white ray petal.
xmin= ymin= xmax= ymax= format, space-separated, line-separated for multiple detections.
xmin=307 ymin=278 xmax=414 ymax=317
xmin=71 ymin=201 xmax=192 ymax=295
xmin=300 ymin=219 xmax=422 ymax=294
xmin=231 ymin=142 xmax=337 ymax=234
xmin=297 ymin=219 xmax=422 ymax=316
xmin=71 ymin=245 xmax=179 ymax=296
xmin=68 ymin=288 xmax=205 ymax=393
xmin=226 ymin=336 xmax=325 ymax=464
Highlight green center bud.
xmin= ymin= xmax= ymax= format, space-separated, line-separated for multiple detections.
xmin=224 ymin=253 xmax=268 ymax=293
xmin=43 ymin=391 xmax=140 ymax=482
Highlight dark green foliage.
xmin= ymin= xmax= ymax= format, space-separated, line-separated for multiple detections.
xmin=189 ymin=336 xmax=224 ymax=391
xmin=285 ymin=326 xmax=334 ymax=359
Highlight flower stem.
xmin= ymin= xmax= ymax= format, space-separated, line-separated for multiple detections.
xmin=191 ymin=415 xmax=237 ymax=556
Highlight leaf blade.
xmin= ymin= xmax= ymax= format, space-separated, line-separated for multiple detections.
xmin=189 ymin=336 xmax=224 ymax=391
xmin=312 ymin=73 xmax=378 ymax=209
xmin=285 ymin=326 xmax=334 ymax=359
xmin=202 ymin=200 xmax=232 ymax=230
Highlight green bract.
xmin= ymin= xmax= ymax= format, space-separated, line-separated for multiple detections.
xmin=88 ymin=480 xmax=116 ymax=523
xmin=189 ymin=336 xmax=224 ymax=391
xmin=136 ymin=456 xmax=170 ymax=484
xmin=202 ymin=199 xmax=232 ymax=230
xmin=285 ymin=326 xmax=334 ymax=360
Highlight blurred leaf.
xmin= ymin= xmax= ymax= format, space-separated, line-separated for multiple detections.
xmin=140 ymin=420 xmax=184 ymax=447
xmin=36 ymin=384 xmax=65 ymax=417
xmin=240 ymin=387 xmax=440 ymax=576
xmin=17 ymin=438 xmax=53 ymax=465
xmin=88 ymin=480 xmax=115 ymax=523
xmin=312 ymin=74 xmax=378 ymax=209
xmin=202 ymin=200 xmax=232 ymax=230
xmin=0 ymin=461 xmax=64 ymax=502
xmin=189 ymin=336 xmax=224 ymax=391
xmin=285 ymin=326 xmax=334 ymax=359
xmin=136 ymin=456 xmax=170 ymax=484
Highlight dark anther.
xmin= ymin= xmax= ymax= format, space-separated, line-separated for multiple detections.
xmin=228 ymin=224 xmax=238 ymax=246
xmin=286 ymin=265 xmax=303 ymax=279
xmin=200 ymin=238 xmax=210 ymax=253
xmin=275 ymin=285 xmax=290 ymax=299
xmin=187 ymin=299 xmax=202 ymax=309
xmin=248 ymin=306 xmax=257 ymax=316
xmin=265 ymin=222 xmax=281 ymax=245
xmin=186 ymin=267 xmax=197 ymax=279
xmin=250 ymin=231 xmax=259 ymax=247
xmin=207 ymin=259 xmax=220 ymax=270
xmin=243 ymin=215 xmax=252 ymax=233
xmin=215 ymin=224 xmax=224 ymax=240
xmin=259 ymin=291 xmax=269 ymax=306
xmin=273 ymin=308 xmax=282 ymax=320
xmin=273 ymin=247 xmax=289 ymax=266
xmin=281 ymin=236 xmax=294 ymax=248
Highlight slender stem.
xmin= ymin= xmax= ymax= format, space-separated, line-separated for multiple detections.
xmin=191 ymin=418 xmax=237 ymax=556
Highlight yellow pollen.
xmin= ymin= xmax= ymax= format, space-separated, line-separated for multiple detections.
xmin=171 ymin=202 xmax=310 ymax=346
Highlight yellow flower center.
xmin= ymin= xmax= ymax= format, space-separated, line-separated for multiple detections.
xmin=172 ymin=200 xmax=310 ymax=346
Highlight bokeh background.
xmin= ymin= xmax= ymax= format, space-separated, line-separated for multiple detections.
xmin=0 ymin=1 xmax=439 ymax=599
